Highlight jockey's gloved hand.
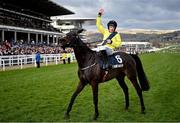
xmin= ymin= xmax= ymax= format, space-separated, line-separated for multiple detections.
xmin=107 ymin=39 xmax=112 ymax=44
xmin=98 ymin=9 xmax=104 ymax=17
xmin=97 ymin=42 xmax=103 ymax=46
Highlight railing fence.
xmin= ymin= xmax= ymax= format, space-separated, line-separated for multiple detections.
xmin=0 ymin=53 xmax=75 ymax=71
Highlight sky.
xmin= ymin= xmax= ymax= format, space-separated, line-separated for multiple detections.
xmin=52 ymin=0 xmax=180 ymax=30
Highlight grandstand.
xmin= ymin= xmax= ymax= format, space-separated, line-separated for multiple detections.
xmin=0 ymin=0 xmax=76 ymax=70
xmin=51 ymin=16 xmax=96 ymax=42
xmin=51 ymin=16 xmax=95 ymax=34
xmin=0 ymin=0 xmax=74 ymax=45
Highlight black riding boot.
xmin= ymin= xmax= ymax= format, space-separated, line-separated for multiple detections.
xmin=100 ymin=50 xmax=109 ymax=70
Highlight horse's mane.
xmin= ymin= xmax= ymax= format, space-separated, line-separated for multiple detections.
xmin=76 ymin=36 xmax=95 ymax=54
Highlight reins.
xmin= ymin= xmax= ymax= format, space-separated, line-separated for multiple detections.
xmin=80 ymin=63 xmax=97 ymax=71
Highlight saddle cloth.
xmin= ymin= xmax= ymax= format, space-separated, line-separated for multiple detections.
xmin=100 ymin=52 xmax=124 ymax=69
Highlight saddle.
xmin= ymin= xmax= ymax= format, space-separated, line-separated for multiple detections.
xmin=99 ymin=52 xmax=124 ymax=70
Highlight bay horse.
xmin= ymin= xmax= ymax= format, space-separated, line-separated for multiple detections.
xmin=60 ymin=29 xmax=150 ymax=120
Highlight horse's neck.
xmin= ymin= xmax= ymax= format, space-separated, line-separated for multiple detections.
xmin=73 ymin=41 xmax=95 ymax=68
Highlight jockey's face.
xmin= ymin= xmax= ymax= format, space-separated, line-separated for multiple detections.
xmin=109 ymin=26 xmax=115 ymax=33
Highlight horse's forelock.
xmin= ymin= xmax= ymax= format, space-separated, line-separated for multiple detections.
xmin=67 ymin=31 xmax=77 ymax=36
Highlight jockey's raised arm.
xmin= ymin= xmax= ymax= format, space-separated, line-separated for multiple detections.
xmin=95 ymin=9 xmax=122 ymax=70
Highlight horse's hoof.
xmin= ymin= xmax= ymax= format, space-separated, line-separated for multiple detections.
xmin=125 ymin=108 xmax=129 ymax=111
xmin=64 ymin=113 xmax=70 ymax=119
xmin=93 ymin=116 xmax=97 ymax=121
xmin=141 ymin=107 xmax=146 ymax=114
xmin=141 ymin=110 xmax=146 ymax=114
xmin=125 ymin=106 xmax=129 ymax=111
xmin=93 ymin=114 xmax=99 ymax=121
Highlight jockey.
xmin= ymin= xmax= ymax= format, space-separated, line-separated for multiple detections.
xmin=96 ymin=9 xmax=122 ymax=69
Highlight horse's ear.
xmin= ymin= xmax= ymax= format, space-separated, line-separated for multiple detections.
xmin=77 ymin=29 xmax=85 ymax=34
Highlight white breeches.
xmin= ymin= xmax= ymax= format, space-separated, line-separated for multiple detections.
xmin=92 ymin=45 xmax=114 ymax=55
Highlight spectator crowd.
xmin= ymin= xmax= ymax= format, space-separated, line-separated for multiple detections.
xmin=0 ymin=40 xmax=73 ymax=56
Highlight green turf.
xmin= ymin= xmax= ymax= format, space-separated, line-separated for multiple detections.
xmin=0 ymin=53 xmax=180 ymax=122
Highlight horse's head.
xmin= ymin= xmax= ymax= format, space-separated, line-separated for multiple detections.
xmin=59 ymin=29 xmax=84 ymax=48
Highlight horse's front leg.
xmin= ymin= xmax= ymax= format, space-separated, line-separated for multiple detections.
xmin=64 ymin=81 xmax=86 ymax=119
xmin=91 ymin=82 xmax=99 ymax=120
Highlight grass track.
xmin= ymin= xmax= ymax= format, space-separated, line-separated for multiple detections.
xmin=0 ymin=53 xmax=180 ymax=122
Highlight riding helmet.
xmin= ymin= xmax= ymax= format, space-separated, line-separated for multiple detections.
xmin=107 ymin=20 xmax=117 ymax=29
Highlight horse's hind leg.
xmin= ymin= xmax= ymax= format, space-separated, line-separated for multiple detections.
xmin=128 ymin=76 xmax=145 ymax=114
xmin=65 ymin=81 xmax=86 ymax=119
xmin=116 ymin=75 xmax=129 ymax=110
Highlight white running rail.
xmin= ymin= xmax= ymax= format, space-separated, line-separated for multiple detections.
xmin=0 ymin=53 xmax=75 ymax=71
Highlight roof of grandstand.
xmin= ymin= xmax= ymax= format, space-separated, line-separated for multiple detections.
xmin=1 ymin=0 xmax=74 ymax=16
xmin=51 ymin=15 xmax=95 ymax=21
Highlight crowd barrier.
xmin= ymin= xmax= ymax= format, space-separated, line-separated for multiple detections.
xmin=0 ymin=53 xmax=75 ymax=71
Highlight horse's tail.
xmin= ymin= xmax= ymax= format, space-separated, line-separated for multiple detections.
xmin=130 ymin=54 xmax=150 ymax=91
